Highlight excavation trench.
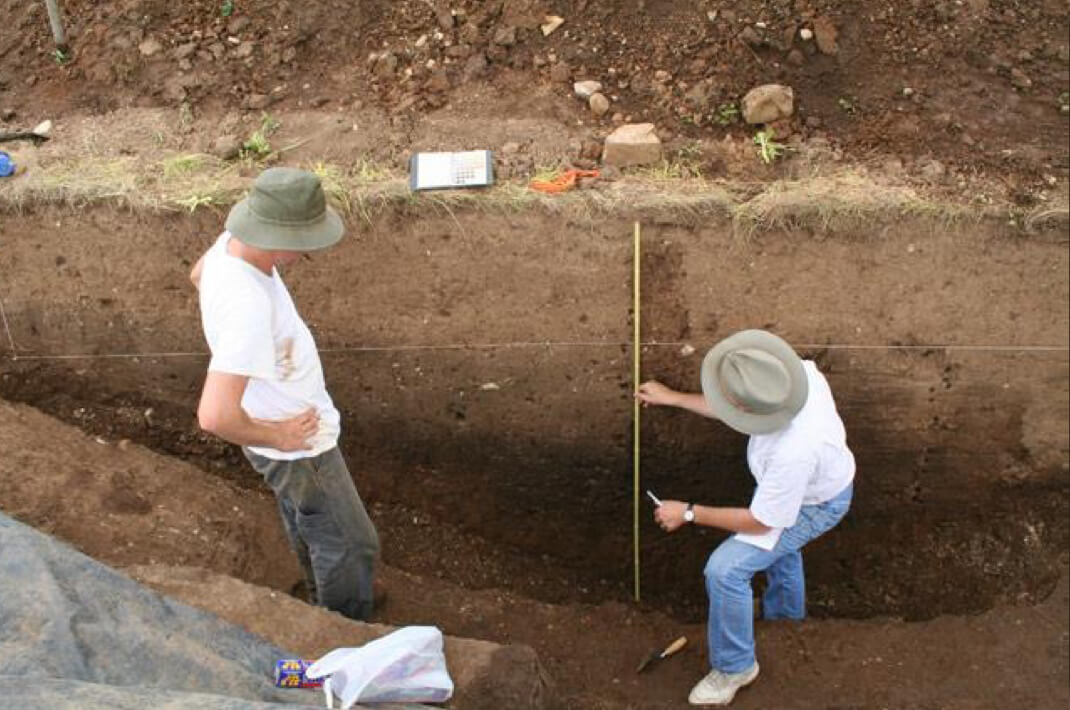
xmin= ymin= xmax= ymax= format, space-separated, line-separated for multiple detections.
xmin=1 ymin=207 xmax=1067 ymax=622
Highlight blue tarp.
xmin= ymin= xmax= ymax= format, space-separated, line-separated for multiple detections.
xmin=0 ymin=512 xmax=320 ymax=709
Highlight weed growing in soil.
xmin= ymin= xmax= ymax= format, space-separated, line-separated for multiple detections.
xmin=221 ymin=0 xmax=235 ymax=17
xmin=162 ymin=154 xmax=207 ymax=178
xmin=715 ymin=103 xmax=740 ymax=126
xmin=52 ymin=48 xmax=72 ymax=65
xmin=641 ymin=143 xmax=704 ymax=180
xmin=838 ymin=96 xmax=859 ymax=115
xmin=754 ymin=129 xmax=786 ymax=164
xmin=241 ymin=114 xmax=281 ymax=160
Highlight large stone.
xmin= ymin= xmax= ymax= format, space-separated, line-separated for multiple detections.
xmin=741 ymin=84 xmax=794 ymax=124
xmin=573 ymin=80 xmax=602 ymax=99
xmin=138 ymin=38 xmax=163 ymax=57
xmin=602 ymin=123 xmax=662 ymax=167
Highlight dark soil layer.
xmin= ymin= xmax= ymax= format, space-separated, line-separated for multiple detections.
xmin=1 ymin=207 xmax=1067 ymax=622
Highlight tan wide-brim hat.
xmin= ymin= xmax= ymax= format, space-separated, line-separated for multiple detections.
xmin=225 ymin=167 xmax=344 ymax=251
xmin=700 ymin=329 xmax=809 ymax=435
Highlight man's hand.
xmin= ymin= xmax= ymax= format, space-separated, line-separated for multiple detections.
xmin=654 ymin=500 xmax=689 ymax=532
xmin=636 ymin=381 xmax=681 ymax=407
xmin=257 ymin=408 xmax=320 ymax=452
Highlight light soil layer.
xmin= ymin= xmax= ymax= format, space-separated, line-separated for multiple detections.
xmin=0 ymin=207 xmax=1067 ymax=623
xmin=1 ymin=397 xmax=1067 ymax=710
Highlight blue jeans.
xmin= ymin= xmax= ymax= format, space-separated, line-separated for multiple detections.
xmin=704 ymin=484 xmax=853 ymax=673
xmin=244 ymin=447 xmax=380 ymax=621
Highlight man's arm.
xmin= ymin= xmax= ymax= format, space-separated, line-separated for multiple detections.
xmin=655 ymin=500 xmax=771 ymax=535
xmin=189 ymin=253 xmax=206 ymax=291
xmin=197 ymin=370 xmax=318 ymax=451
xmin=636 ymin=381 xmax=716 ymax=418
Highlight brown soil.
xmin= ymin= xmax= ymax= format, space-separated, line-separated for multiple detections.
xmin=2 ymin=0 xmax=1069 ymax=707
xmin=3 ymin=0 xmax=1069 ymax=195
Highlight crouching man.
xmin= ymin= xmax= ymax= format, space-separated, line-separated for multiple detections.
xmin=637 ymin=329 xmax=855 ymax=705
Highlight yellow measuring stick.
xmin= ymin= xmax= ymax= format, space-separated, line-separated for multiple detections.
xmin=633 ymin=220 xmax=641 ymax=602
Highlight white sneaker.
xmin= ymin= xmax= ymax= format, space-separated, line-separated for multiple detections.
xmin=687 ymin=663 xmax=760 ymax=705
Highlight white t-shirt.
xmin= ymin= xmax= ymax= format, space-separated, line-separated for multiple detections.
xmin=736 ymin=360 xmax=855 ymax=550
xmin=198 ymin=232 xmax=340 ymax=460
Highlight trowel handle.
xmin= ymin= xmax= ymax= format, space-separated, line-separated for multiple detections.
xmin=660 ymin=636 xmax=688 ymax=658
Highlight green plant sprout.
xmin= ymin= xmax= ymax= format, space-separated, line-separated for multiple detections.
xmin=241 ymin=113 xmax=281 ymax=160
xmin=753 ymin=128 xmax=786 ymax=164
xmin=714 ymin=102 xmax=740 ymax=126
xmin=221 ymin=0 xmax=235 ymax=17
xmin=53 ymin=48 xmax=72 ymax=65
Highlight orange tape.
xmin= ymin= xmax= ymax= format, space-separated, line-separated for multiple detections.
xmin=529 ymin=169 xmax=600 ymax=194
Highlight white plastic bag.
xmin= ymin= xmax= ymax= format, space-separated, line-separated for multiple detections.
xmin=305 ymin=626 xmax=454 ymax=708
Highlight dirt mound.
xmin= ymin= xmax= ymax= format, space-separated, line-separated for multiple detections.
xmin=129 ymin=564 xmax=554 ymax=710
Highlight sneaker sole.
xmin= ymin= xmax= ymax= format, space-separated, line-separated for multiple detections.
xmin=688 ymin=664 xmax=760 ymax=706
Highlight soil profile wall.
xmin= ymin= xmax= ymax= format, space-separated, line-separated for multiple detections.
xmin=1 ymin=207 xmax=1066 ymax=620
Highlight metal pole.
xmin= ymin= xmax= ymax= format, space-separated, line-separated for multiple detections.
xmin=44 ymin=0 xmax=68 ymax=50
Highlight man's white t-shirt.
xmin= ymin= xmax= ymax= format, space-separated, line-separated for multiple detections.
xmin=736 ymin=360 xmax=855 ymax=550
xmin=198 ymin=232 xmax=340 ymax=460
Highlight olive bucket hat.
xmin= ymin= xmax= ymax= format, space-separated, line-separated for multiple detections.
xmin=700 ymin=329 xmax=809 ymax=436
xmin=225 ymin=167 xmax=344 ymax=251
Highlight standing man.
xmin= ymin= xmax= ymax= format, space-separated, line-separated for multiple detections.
xmin=637 ymin=329 xmax=854 ymax=706
xmin=190 ymin=167 xmax=380 ymax=621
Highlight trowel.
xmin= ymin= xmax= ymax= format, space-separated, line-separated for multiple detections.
xmin=636 ymin=635 xmax=687 ymax=673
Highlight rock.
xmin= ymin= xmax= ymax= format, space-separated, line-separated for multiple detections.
xmin=0 ymin=108 xmax=15 ymax=122
xmin=804 ymin=115 xmax=822 ymax=128
xmin=500 ymin=142 xmax=521 ymax=155
xmin=573 ymin=80 xmax=602 ymax=99
xmin=812 ymin=16 xmax=838 ymax=55
xmin=435 ymin=7 xmax=454 ymax=31
xmin=1010 ymin=67 xmax=1031 ymax=88
xmin=740 ymin=26 xmax=762 ymax=48
xmin=602 ymin=123 xmax=662 ymax=167
xmin=684 ymin=82 xmax=711 ymax=110
xmin=310 ymin=96 xmax=330 ymax=108
xmin=32 ymin=120 xmax=51 ymax=137
xmin=653 ymin=69 xmax=672 ymax=83
xmin=375 ymin=52 xmax=398 ymax=78
xmin=174 ymin=42 xmax=197 ymax=60
xmin=459 ymin=22 xmax=479 ymax=44
xmin=209 ymin=134 xmax=242 ymax=160
xmin=446 ymin=45 xmax=471 ymax=58
xmin=920 ymin=159 xmax=946 ymax=179
xmin=679 ymin=344 xmax=696 ymax=357
xmin=226 ymin=16 xmax=251 ymax=35
xmin=799 ymin=28 xmax=814 ymax=41
xmin=234 ymin=42 xmax=254 ymax=59
xmin=741 ymin=84 xmax=794 ymax=124
xmin=463 ymin=52 xmax=488 ymax=82
xmin=178 ymin=58 xmax=193 ymax=72
xmin=494 ymin=26 xmax=517 ymax=46
xmin=550 ymin=62 xmax=571 ymax=82
xmin=426 ymin=69 xmax=451 ymax=92
xmin=579 ymin=137 xmax=602 ymax=160
xmin=787 ymin=49 xmax=805 ymax=66
xmin=243 ymin=93 xmax=272 ymax=110
xmin=541 ymin=15 xmax=564 ymax=36
xmin=138 ymin=38 xmax=163 ymax=57
xmin=687 ymin=58 xmax=706 ymax=75
xmin=589 ymin=92 xmax=610 ymax=116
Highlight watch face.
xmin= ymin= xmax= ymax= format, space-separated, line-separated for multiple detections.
xmin=684 ymin=508 xmax=695 ymax=522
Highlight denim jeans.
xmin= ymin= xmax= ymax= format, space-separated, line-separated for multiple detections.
xmin=244 ymin=447 xmax=380 ymax=621
xmin=704 ymin=483 xmax=853 ymax=673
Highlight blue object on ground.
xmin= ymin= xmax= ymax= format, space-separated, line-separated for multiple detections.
xmin=0 ymin=151 xmax=14 ymax=177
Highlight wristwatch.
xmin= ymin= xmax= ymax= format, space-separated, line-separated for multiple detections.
xmin=684 ymin=503 xmax=695 ymax=523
